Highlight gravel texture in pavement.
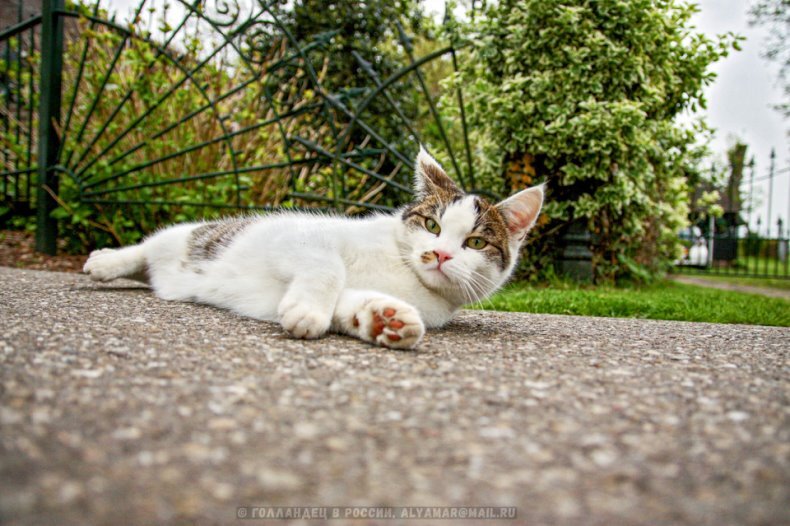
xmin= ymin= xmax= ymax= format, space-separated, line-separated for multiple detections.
xmin=0 ymin=267 xmax=788 ymax=525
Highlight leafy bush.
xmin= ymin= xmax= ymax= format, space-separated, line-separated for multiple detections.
xmin=455 ymin=0 xmax=741 ymax=283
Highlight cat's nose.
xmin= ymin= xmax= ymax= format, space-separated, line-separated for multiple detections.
xmin=434 ymin=250 xmax=453 ymax=265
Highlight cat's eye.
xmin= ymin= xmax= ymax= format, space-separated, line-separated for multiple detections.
xmin=465 ymin=237 xmax=488 ymax=250
xmin=424 ymin=218 xmax=441 ymax=235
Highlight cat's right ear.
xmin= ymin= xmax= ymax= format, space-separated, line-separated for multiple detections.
xmin=413 ymin=146 xmax=461 ymax=198
xmin=496 ymin=184 xmax=544 ymax=242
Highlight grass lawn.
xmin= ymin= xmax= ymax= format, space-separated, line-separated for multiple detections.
xmin=475 ymin=280 xmax=790 ymax=327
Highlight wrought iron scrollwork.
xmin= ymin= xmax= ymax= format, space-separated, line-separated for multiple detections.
xmin=0 ymin=0 xmax=480 ymax=249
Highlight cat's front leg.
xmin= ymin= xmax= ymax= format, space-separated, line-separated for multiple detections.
xmin=333 ymin=289 xmax=425 ymax=350
xmin=277 ymin=256 xmax=345 ymax=340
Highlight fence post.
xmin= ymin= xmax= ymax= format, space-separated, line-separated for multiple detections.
xmin=766 ymin=148 xmax=775 ymax=238
xmin=707 ymin=214 xmax=714 ymax=267
xmin=35 ymin=0 xmax=64 ymax=255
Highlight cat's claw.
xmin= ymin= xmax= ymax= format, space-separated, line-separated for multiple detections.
xmin=354 ymin=299 xmax=425 ymax=350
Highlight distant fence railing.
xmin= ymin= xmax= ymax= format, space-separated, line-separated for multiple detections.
xmin=0 ymin=0 xmax=482 ymax=254
xmin=675 ymin=228 xmax=790 ymax=280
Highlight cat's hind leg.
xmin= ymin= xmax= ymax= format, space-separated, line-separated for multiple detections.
xmin=83 ymin=245 xmax=147 ymax=282
xmin=84 ymin=223 xmax=198 ymax=289
xmin=333 ymin=289 xmax=425 ymax=350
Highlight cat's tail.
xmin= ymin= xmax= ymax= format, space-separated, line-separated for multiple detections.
xmin=83 ymin=245 xmax=148 ymax=283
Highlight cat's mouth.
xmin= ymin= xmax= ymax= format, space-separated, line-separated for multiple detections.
xmin=426 ymin=261 xmax=459 ymax=285
xmin=430 ymin=266 xmax=449 ymax=278
xmin=407 ymin=250 xmax=460 ymax=289
xmin=411 ymin=260 xmax=453 ymax=289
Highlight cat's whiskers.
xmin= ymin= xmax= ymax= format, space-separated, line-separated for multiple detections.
xmin=468 ymin=282 xmax=490 ymax=310
xmin=458 ymin=279 xmax=478 ymax=309
xmin=474 ymin=280 xmax=499 ymax=311
xmin=468 ymin=271 xmax=498 ymax=292
xmin=466 ymin=280 xmax=493 ymax=311
xmin=460 ymin=268 xmax=498 ymax=310
xmin=381 ymin=253 xmax=414 ymax=267
xmin=381 ymin=250 xmax=412 ymax=261
xmin=466 ymin=266 xmax=499 ymax=289
xmin=451 ymin=268 xmax=481 ymax=308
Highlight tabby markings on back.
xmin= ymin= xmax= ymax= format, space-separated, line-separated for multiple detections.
xmin=187 ymin=218 xmax=254 ymax=264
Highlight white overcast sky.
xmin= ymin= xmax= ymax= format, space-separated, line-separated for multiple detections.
xmin=110 ymin=0 xmax=789 ymax=234
xmin=689 ymin=0 xmax=788 ymax=234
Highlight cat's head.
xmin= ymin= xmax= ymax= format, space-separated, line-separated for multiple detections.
xmin=398 ymin=147 xmax=544 ymax=303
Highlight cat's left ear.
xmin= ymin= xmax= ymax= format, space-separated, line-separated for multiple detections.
xmin=496 ymin=184 xmax=544 ymax=241
xmin=413 ymin=145 xmax=461 ymax=198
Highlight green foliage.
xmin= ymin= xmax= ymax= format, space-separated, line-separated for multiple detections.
xmin=2 ymin=0 xmax=745 ymax=277
xmin=456 ymin=0 xmax=741 ymax=282
xmin=2 ymin=1 xmax=440 ymax=251
xmin=477 ymin=279 xmax=790 ymax=327
xmin=274 ymin=0 xmax=434 ymax=199
xmin=280 ymin=0 xmax=425 ymax=87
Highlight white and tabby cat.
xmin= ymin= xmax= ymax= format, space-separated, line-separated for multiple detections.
xmin=83 ymin=148 xmax=543 ymax=349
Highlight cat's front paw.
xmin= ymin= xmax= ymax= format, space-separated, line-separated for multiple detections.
xmin=278 ymin=302 xmax=332 ymax=340
xmin=354 ymin=299 xmax=425 ymax=350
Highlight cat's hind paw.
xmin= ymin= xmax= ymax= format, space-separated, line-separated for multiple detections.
xmin=83 ymin=246 xmax=146 ymax=282
xmin=83 ymin=248 xmax=122 ymax=281
xmin=354 ymin=299 xmax=425 ymax=350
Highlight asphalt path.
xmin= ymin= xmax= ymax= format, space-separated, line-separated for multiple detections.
xmin=1 ymin=268 xmax=788 ymax=525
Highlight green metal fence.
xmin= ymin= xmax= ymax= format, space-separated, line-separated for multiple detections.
xmin=675 ymin=228 xmax=790 ymax=280
xmin=0 ymin=0 xmax=483 ymax=254
xmin=0 ymin=4 xmax=40 ymax=234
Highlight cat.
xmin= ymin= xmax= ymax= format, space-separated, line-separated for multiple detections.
xmin=83 ymin=147 xmax=544 ymax=349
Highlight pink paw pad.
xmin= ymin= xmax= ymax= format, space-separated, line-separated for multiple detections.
xmin=354 ymin=299 xmax=425 ymax=349
xmin=370 ymin=308 xmax=413 ymax=344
